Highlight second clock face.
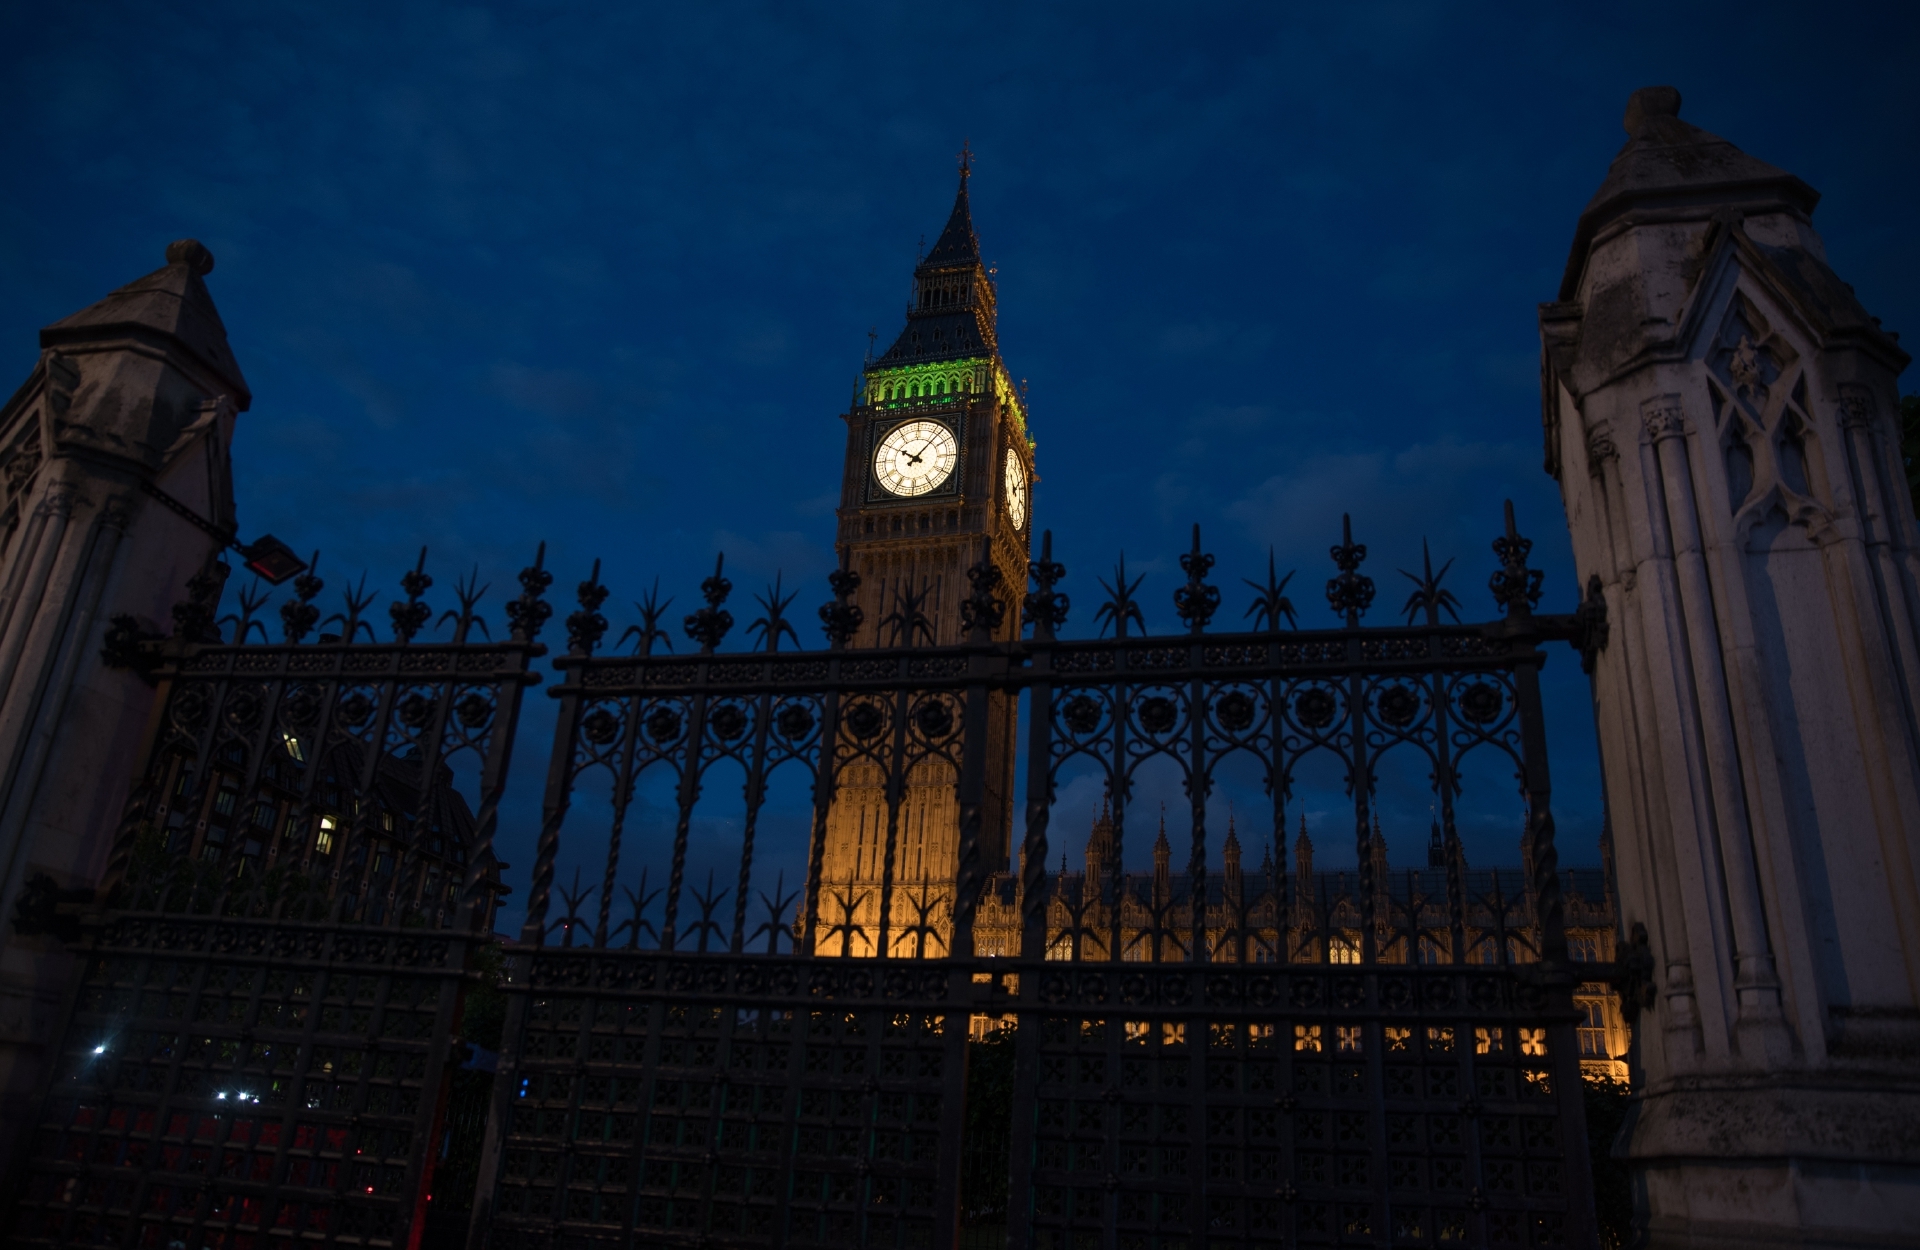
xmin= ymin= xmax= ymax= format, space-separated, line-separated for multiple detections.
xmin=874 ymin=420 xmax=958 ymax=497
xmin=1004 ymin=448 xmax=1028 ymax=529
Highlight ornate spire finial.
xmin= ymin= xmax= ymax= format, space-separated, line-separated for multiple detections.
xmin=959 ymin=140 xmax=972 ymax=181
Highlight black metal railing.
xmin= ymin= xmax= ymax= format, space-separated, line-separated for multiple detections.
xmin=11 ymin=505 xmax=1613 ymax=1250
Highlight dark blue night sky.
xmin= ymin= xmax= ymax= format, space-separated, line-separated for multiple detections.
xmin=3 ymin=4 xmax=1915 ymax=928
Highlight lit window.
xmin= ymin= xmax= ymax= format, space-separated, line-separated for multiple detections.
xmin=1336 ymin=1026 xmax=1363 ymax=1054
xmin=1294 ymin=1024 xmax=1322 ymax=1053
xmin=1475 ymin=1026 xmax=1505 ymax=1056
xmin=1385 ymin=1027 xmax=1413 ymax=1052
xmin=1519 ymin=1028 xmax=1548 ymax=1057
xmin=1329 ymin=934 xmax=1361 ymax=965
xmin=282 ymin=733 xmax=304 ymax=763
xmin=1124 ymin=1021 xmax=1153 ymax=1046
xmin=315 ymin=817 xmax=336 ymax=856
xmin=1577 ymin=999 xmax=1608 ymax=1058
xmin=1161 ymin=1021 xmax=1186 ymax=1047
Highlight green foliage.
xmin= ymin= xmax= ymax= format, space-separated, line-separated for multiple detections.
xmin=1584 ymin=1074 xmax=1635 ymax=1250
xmin=1901 ymin=395 xmax=1920 ymax=518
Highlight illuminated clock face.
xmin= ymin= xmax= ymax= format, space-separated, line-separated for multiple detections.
xmin=874 ymin=420 xmax=958 ymax=497
xmin=1004 ymin=448 xmax=1028 ymax=529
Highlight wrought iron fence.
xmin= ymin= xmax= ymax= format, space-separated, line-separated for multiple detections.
xmin=7 ymin=547 xmax=552 ymax=1250
xmin=459 ymin=504 xmax=1607 ymax=1250
xmin=10 ymin=506 xmax=1616 ymax=1250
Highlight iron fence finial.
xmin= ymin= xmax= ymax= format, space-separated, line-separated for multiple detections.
xmin=280 ymin=551 xmax=324 ymax=643
xmin=1023 ymin=529 xmax=1068 ymax=640
xmin=1325 ymin=513 xmax=1375 ymax=628
xmin=684 ymin=553 xmax=735 ymax=653
xmin=567 ymin=559 xmax=611 ymax=656
xmin=748 ymin=572 xmax=801 ymax=653
xmin=961 ymin=535 xmax=1007 ymax=640
xmin=1243 ymin=547 xmax=1297 ymax=631
xmin=619 ymin=578 xmax=674 ymax=656
xmin=1094 ymin=554 xmax=1145 ymax=639
xmin=1489 ymin=499 xmax=1545 ymax=617
xmin=1174 ymin=523 xmax=1220 ymax=634
xmin=1399 ymin=539 xmax=1460 ymax=626
xmin=390 ymin=547 xmax=433 ymax=643
xmin=506 ymin=542 xmax=555 ymax=643
xmin=820 ymin=549 xmax=865 ymax=647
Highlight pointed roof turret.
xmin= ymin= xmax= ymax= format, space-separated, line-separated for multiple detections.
xmin=1559 ymin=86 xmax=1818 ymax=300
xmin=922 ymin=150 xmax=981 ymax=267
xmin=1085 ymin=791 xmax=1114 ymax=879
xmin=42 ymin=239 xmax=251 ymax=409
xmin=1428 ymin=819 xmax=1447 ymax=869
xmin=873 ymin=150 xmax=998 ymax=367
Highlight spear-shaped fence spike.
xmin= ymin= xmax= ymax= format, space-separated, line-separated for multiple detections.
xmin=1399 ymin=539 xmax=1460 ymax=626
xmin=1243 ymin=547 xmax=1297 ymax=631
xmin=1095 ymin=554 xmax=1146 ymax=639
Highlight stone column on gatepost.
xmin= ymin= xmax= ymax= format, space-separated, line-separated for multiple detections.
xmin=1542 ymin=86 xmax=1920 ymax=1249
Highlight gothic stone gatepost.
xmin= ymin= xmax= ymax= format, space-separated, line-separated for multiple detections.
xmin=0 ymin=240 xmax=247 ymax=1180
xmin=1543 ymin=87 xmax=1920 ymax=1248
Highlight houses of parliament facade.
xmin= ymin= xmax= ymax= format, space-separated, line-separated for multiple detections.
xmin=815 ymin=159 xmax=1629 ymax=1079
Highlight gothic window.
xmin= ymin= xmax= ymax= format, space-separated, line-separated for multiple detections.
xmin=1724 ymin=429 xmax=1754 ymax=511
xmin=1780 ymin=420 xmax=1811 ymax=495
xmin=1329 ymin=934 xmax=1361 ymax=965
xmin=1576 ymin=1001 xmax=1606 ymax=1058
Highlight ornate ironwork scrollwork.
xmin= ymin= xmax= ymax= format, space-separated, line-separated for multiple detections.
xmin=819 ymin=561 xmax=864 ymax=646
xmin=390 ymin=547 xmax=433 ymax=643
xmin=1024 ymin=529 xmax=1069 ymax=639
xmin=1489 ymin=500 xmax=1545 ymax=616
xmin=1173 ymin=524 xmax=1220 ymax=633
xmin=960 ymin=542 xmax=1006 ymax=636
xmin=1325 ymin=513 xmax=1375 ymax=627
xmin=683 ymin=553 xmax=734 ymax=653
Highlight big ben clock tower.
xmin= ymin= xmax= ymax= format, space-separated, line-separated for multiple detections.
xmin=820 ymin=153 xmax=1033 ymax=957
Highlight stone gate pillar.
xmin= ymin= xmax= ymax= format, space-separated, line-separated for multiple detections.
xmin=0 ymin=240 xmax=247 ymax=1177
xmin=1542 ymin=87 xmax=1920 ymax=1247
